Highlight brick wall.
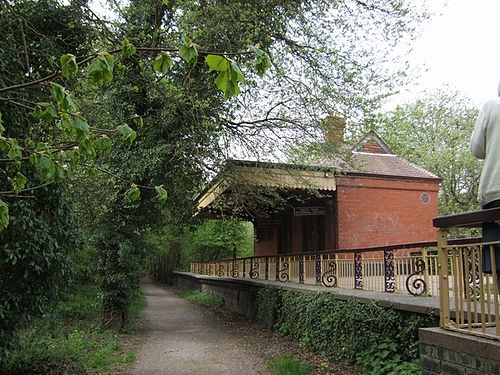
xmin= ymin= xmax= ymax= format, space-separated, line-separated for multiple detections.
xmin=420 ymin=327 xmax=500 ymax=375
xmin=336 ymin=175 xmax=439 ymax=249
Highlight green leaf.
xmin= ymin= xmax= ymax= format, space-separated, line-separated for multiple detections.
xmin=0 ymin=137 xmax=8 ymax=152
xmin=155 ymin=185 xmax=168 ymax=204
xmin=153 ymin=52 xmax=173 ymax=73
xmin=0 ymin=199 xmax=9 ymax=232
xmin=205 ymin=55 xmax=229 ymax=72
xmin=78 ymin=138 xmax=96 ymax=158
xmin=248 ymin=46 xmax=271 ymax=77
xmin=125 ymin=184 xmax=140 ymax=202
xmin=179 ymin=36 xmax=198 ymax=64
xmin=131 ymin=114 xmax=143 ymax=128
xmin=50 ymin=83 xmax=76 ymax=112
xmin=88 ymin=52 xmax=114 ymax=86
xmin=116 ymin=124 xmax=137 ymax=146
xmin=121 ymin=39 xmax=136 ymax=58
xmin=230 ymin=61 xmax=245 ymax=83
xmin=94 ymin=135 xmax=112 ymax=156
xmin=72 ymin=115 xmax=90 ymax=136
xmin=9 ymin=172 xmax=27 ymax=194
xmin=60 ymin=53 xmax=78 ymax=78
xmin=207 ymin=55 xmax=244 ymax=99
xmin=215 ymin=70 xmax=229 ymax=92
xmin=7 ymin=140 xmax=22 ymax=161
xmin=50 ymin=82 xmax=65 ymax=103
xmin=0 ymin=112 xmax=4 ymax=135
xmin=34 ymin=102 xmax=58 ymax=121
xmin=36 ymin=155 xmax=56 ymax=181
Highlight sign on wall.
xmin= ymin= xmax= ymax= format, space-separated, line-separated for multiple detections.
xmin=293 ymin=207 xmax=325 ymax=216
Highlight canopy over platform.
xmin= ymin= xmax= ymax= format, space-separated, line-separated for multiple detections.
xmin=196 ymin=160 xmax=337 ymax=219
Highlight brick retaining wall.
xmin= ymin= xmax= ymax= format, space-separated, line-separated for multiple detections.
xmin=419 ymin=327 xmax=500 ymax=375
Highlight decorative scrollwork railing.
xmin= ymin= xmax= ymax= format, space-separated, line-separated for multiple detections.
xmin=321 ymin=260 xmax=337 ymax=287
xmin=207 ymin=263 xmax=214 ymax=276
xmin=249 ymin=259 xmax=259 ymax=279
xmin=277 ymin=261 xmax=289 ymax=282
xmin=354 ymin=252 xmax=363 ymax=289
xmin=189 ymin=239 xmax=483 ymax=298
xmin=216 ymin=262 xmax=225 ymax=277
xmin=384 ymin=250 xmax=395 ymax=292
xmin=405 ymin=258 xmax=427 ymax=296
xmin=315 ymin=255 xmax=322 ymax=284
xmin=230 ymin=261 xmax=239 ymax=278
xmin=465 ymin=247 xmax=481 ymax=301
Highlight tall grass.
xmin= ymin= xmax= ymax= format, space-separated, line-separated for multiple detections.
xmin=267 ymin=355 xmax=311 ymax=375
xmin=180 ymin=290 xmax=225 ymax=308
xmin=3 ymin=284 xmax=146 ymax=374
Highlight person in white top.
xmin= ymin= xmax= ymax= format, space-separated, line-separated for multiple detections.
xmin=471 ymin=81 xmax=500 ymax=277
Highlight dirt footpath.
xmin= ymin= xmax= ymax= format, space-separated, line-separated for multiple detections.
xmin=131 ymin=279 xmax=271 ymax=375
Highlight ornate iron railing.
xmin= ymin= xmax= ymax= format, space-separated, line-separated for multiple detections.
xmin=190 ymin=239 xmax=481 ymax=297
xmin=434 ymin=207 xmax=500 ymax=340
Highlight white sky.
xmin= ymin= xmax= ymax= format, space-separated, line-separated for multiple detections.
xmin=392 ymin=0 xmax=500 ymax=108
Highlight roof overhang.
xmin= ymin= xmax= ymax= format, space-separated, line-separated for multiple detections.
xmin=196 ymin=161 xmax=337 ymax=213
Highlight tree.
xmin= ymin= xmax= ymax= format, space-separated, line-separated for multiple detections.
xmin=0 ymin=0 xmax=434 ymax=336
xmin=180 ymin=220 xmax=254 ymax=264
xmin=363 ymin=88 xmax=481 ymax=215
xmin=0 ymin=0 xmax=96 ymax=362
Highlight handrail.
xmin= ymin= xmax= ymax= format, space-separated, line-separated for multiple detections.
xmin=433 ymin=206 xmax=500 ymax=229
xmin=193 ymin=237 xmax=481 ymax=263
xmin=434 ymin=207 xmax=500 ymax=341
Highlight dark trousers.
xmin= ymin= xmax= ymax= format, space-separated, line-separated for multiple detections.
xmin=482 ymin=200 xmax=500 ymax=273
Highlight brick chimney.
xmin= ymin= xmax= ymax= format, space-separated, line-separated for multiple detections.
xmin=323 ymin=115 xmax=346 ymax=144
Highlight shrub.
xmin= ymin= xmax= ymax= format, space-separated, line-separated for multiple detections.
xmin=356 ymin=339 xmax=420 ymax=374
xmin=256 ymin=288 xmax=437 ymax=364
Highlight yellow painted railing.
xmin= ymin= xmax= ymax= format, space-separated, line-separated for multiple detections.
xmin=434 ymin=207 xmax=500 ymax=340
xmin=190 ymin=241 xmax=454 ymax=296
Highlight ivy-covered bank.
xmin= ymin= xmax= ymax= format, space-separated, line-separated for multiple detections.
xmin=255 ymin=288 xmax=438 ymax=373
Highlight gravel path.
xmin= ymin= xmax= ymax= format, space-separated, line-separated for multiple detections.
xmin=131 ymin=279 xmax=271 ymax=375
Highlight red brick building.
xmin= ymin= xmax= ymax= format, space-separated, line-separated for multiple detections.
xmin=196 ymin=131 xmax=440 ymax=256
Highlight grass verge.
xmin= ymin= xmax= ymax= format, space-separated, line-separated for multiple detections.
xmin=179 ymin=289 xmax=225 ymax=308
xmin=3 ymin=284 xmax=146 ymax=374
xmin=267 ymin=355 xmax=312 ymax=375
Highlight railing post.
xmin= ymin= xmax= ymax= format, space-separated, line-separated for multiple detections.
xmin=438 ymin=228 xmax=450 ymax=328
xmin=242 ymin=258 xmax=246 ymax=278
xmin=299 ymin=255 xmax=304 ymax=284
xmin=265 ymin=257 xmax=269 ymax=280
xmin=384 ymin=249 xmax=395 ymax=292
xmin=315 ymin=254 xmax=322 ymax=284
xmin=490 ymin=246 xmax=500 ymax=336
xmin=422 ymin=247 xmax=430 ymax=294
xmin=275 ymin=256 xmax=280 ymax=281
xmin=354 ymin=251 xmax=363 ymax=289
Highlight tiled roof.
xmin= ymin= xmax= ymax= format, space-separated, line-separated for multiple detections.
xmin=312 ymin=132 xmax=440 ymax=180
xmin=343 ymin=153 xmax=439 ymax=179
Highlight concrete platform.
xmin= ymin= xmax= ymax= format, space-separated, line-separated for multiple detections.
xmin=174 ymin=271 xmax=441 ymax=317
